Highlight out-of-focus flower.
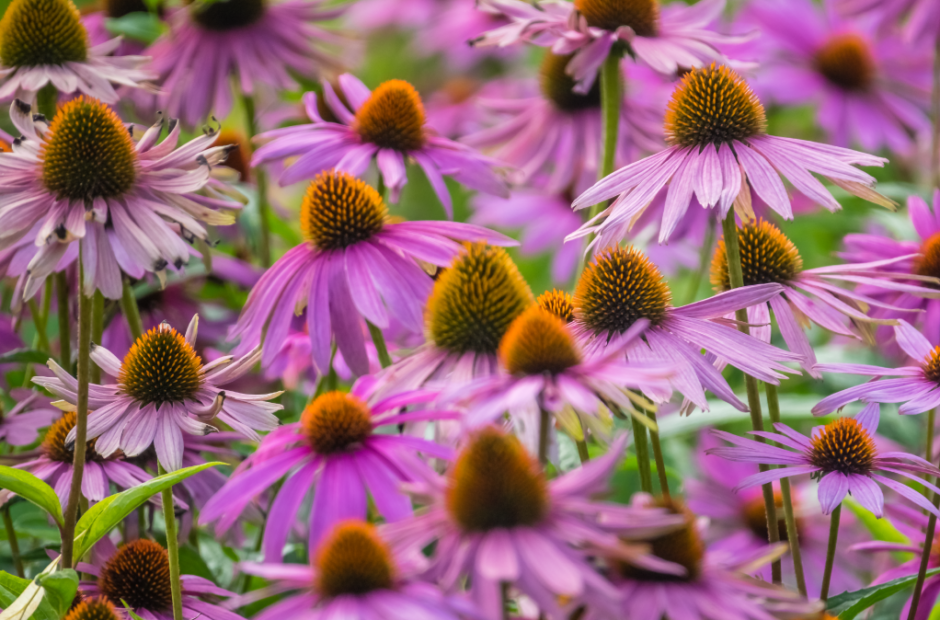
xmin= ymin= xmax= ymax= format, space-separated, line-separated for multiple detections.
xmin=33 ymin=315 xmax=282 ymax=471
xmin=251 ymin=75 xmax=508 ymax=214
xmin=82 ymin=0 xmax=156 ymax=55
xmin=0 ymin=0 xmax=154 ymax=102
xmin=837 ymin=0 xmax=940 ymax=47
xmin=743 ymin=0 xmax=931 ymax=154
xmin=146 ymin=0 xmax=345 ymax=128
xmin=200 ymin=382 xmax=457 ymax=558
xmin=229 ymin=170 xmax=514 ymax=377
xmin=570 ymin=64 xmax=893 ymax=248
xmin=0 ymin=389 xmax=58 ymax=446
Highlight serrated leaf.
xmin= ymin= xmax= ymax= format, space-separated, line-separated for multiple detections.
xmin=104 ymin=13 xmax=166 ymax=45
xmin=828 ymin=567 xmax=940 ymax=619
xmin=73 ymin=462 xmax=222 ymax=559
xmin=0 ymin=350 xmax=49 ymax=366
xmin=0 ymin=467 xmax=63 ymax=527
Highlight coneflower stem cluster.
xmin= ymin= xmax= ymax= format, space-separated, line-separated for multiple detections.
xmin=2 ymin=505 xmax=23 ymax=577
xmin=630 ymin=415 xmax=652 ymax=493
xmin=821 ymin=503 xmax=842 ymax=602
xmin=243 ymin=94 xmax=272 ymax=268
xmin=721 ymin=210 xmax=782 ymax=584
xmin=56 ymin=272 xmax=71 ymax=369
xmin=367 ymin=321 xmax=393 ymax=368
xmin=61 ymin=241 xmax=92 ymax=569
xmin=908 ymin=408 xmax=940 ymax=620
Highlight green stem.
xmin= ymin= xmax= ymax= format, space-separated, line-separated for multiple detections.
xmin=721 ymin=211 xmax=782 ymax=584
xmin=121 ymin=277 xmax=145 ymax=340
xmin=61 ymin=242 xmax=92 ymax=569
xmin=684 ymin=220 xmax=716 ymax=305
xmin=2 ymin=505 xmax=23 ymax=578
xmin=243 ymin=94 xmax=271 ymax=268
xmin=27 ymin=298 xmax=50 ymax=354
xmin=501 ymin=582 xmax=511 ymax=620
xmin=765 ymin=383 xmax=806 ymax=596
xmin=630 ymin=415 xmax=652 ymax=494
xmin=158 ymin=464 xmax=184 ymax=620
xmin=56 ymin=272 xmax=71 ymax=370
xmin=820 ymin=503 xmax=842 ymax=602
xmin=90 ymin=291 xmax=105 ymax=384
xmin=576 ymin=440 xmax=590 ymax=463
xmin=908 ymin=408 xmax=940 ymax=620
xmin=538 ymin=409 xmax=551 ymax=466
xmin=588 ymin=52 xmax=622 ymax=222
xmin=36 ymin=84 xmax=57 ymax=120
xmin=645 ymin=408 xmax=670 ymax=499
xmin=367 ymin=321 xmax=393 ymax=368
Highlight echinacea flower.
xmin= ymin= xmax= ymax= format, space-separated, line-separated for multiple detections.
xmin=33 ymin=315 xmax=283 ymax=471
xmin=814 ymin=320 xmax=940 ymax=416
xmin=708 ymin=410 xmax=940 ymax=517
xmin=839 ymin=190 xmax=940 ymax=348
xmin=0 ymin=97 xmax=240 ymax=302
xmin=744 ymin=0 xmax=931 ymax=154
xmin=0 ymin=0 xmax=153 ymax=103
xmin=443 ymin=305 xmax=674 ymax=439
xmin=836 ymin=0 xmax=940 ymax=46
xmin=251 ymin=75 xmax=508 ymax=214
xmin=709 ymin=218 xmax=938 ymax=376
xmin=146 ymin=0 xmax=345 ymax=128
xmin=570 ymin=64 xmax=894 ymax=247
xmin=383 ymin=428 xmax=687 ymax=620
xmin=462 ymin=52 xmax=663 ymax=193
xmin=229 ymin=170 xmax=514 ymax=377
xmin=472 ymin=0 xmax=739 ymax=90
xmin=241 ymin=520 xmax=478 ymax=620
xmin=585 ymin=495 xmax=813 ymax=620
xmin=78 ymin=538 xmax=242 ymax=620
xmin=574 ymin=245 xmax=801 ymax=412
xmin=63 ymin=598 xmax=123 ymax=620
xmin=0 ymin=389 xmax=58 ymax=446
xmin=200 ymin=382 xmax=457 ymax=558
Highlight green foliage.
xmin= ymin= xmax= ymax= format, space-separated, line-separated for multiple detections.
xmin=828 ymin=568 xmax=940 ymax=619
xmin=0 ymin=468 xmax=63 ymax=528
xmin=104 ymin=12 xmax=166 ymax=45
xmin=34 ymin=570 xmax=78 ymax=618
xmin=0 ymin=350 xmax=49 ymax=365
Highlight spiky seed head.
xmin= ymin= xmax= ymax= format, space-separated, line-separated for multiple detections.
xmin=41 ymin=411 xmax=108 ymax=462
xmin=814 ymin=34 xmax=875 ymax=92
xmin=710 ymin=219 xmax=803 ymax=291
xmin=0 ymin=0 xmax=87 ymax=67
xmin=301 ymin=391 xmax=373 ymax=455
xmin=808 ymin=418 xmax=876 ymax=476
xmin=573 ymin=0 xmax=659 ymax=36
xmin=500 ymin=306 xmax=582 ymax=376
xmin=65 ymin=598 xmax=121 ymax=620
xmin=616 ymin=498 xmax=703 ymax=582
xmin=300 ymin=170 xmax=386 ymax=250
xmin=98 ymin=540 xmax=172 ymax=612
xmin=539 ymin=52 xmax=601 ymax=112
xmin=353 ymin=80 xmax=427 ymax=152
xmin=537 ymin=289 xmax=575 ymax=323
xmin=316 ymin=521 xmax=395 ymax=598
xmin=118 ymin=323 xmax=204 ymax=406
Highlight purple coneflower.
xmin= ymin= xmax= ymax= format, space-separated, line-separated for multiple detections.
xmin=743 ymin=0 xmax=931 ymax=154
xmin=32 ymin=315 xmax=282 ymax=471
xmin=0 ymin=97 xmax=240 ymax=302
xmin=146 ymin=0 xmax=344 ymax=128
xmin=837 ymin=0 xmax=940 ymax=46
xmin=814 ymin=320 xmax=940 ymax=416
xmin=0 ymin=389 xmax=58 ymax=446
xmin=462 ymin=52 xmax=663 ymax=192
xmin=708 ymin=409 xmax=940 ymax=517
xmin=251 ymin=75 xmax=508 ymax=214
xmin=709 ymin=218 xmax=938 ymax=376
xmin=574 ymin=245 xmax=801 ymax=412
xmin=0 ymin=0 xmax=154 ymax=103
xmin=78 ymin=538 xmax=241 ymax=620
xmin=241 ymin=520 xmax=477 ymax=620
xmin=472 ymin=0 xmax=738 ymax=90
xmin=228 ymin=170 xmax=513 ymax=377
xmin=383 ymin=428 xmax=687 ymax=620
xmin=200 ymin=380 xmax=457 ymax=559
xmin=570 ymin=64 xmax=893 ymax=247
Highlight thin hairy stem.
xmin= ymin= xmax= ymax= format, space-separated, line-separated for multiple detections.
xmin=630 ymin=415 xmax=652 ymax=494
xmin=645 ymin=408 xmax=670 ymax=499
xmin=538 ymin=409 xmax=551 ymax=466
xmin=159 ymin=464 xmax=184 ymax=620
xmin=2 ymin=506 xmax=23 ymax=578
xmin=367 ymin=321 xmax=393 ymax=368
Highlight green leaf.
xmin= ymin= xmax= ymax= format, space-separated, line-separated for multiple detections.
xmin=0 ymin=350 xmax=49 ymax=365
xmin=828 ymin=567 xmax=940 ymax=619
xmin=0 ymin=560 xmax=62 ymax=620
xmin=0 ymin=467 xmax=63 ymax=527
xmin=104 ymin=13 xmax=166 ymax=45
xmin=73 ymin=462 xmax=222 ymax=559
xmin=35 ymin=571 xmax=78 ymax=618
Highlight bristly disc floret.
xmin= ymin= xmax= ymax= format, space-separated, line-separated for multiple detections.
xmin=98 ymin=539 xmax=173 ymax=612
xmin=540 ymin=52 xmax=601 ymax=112
xmin=916 ymin=232 xmax=940 ymax=286
xmin=427 ymin=243 xmax=534 ymax=354
xmin=0 ymin=0 xmax=87 ymax=68
xmin=300 ymin=170 xmax=387 ymax=251
xmin=710 ymin=219 xmax=803 ymax=291
xmin=617 ymin=498 xmax=703 ymax=582
xmin=316 ymin=521 xmax=395 ymax=598
xmin=65 ymin=598 xmax=122 ymax=620
xmin=573 ymin=0 xmax=659 ymax=36
xmin=41 ymin=97 xmax=138 ymax=201
xmin=301 ymin=391 xmax=373 ymax=455
xmin=353 ymin=80 xmax=427 ymax=152
xmin=118 ymin=323 xmax=204 ymax=406
xmin=923 ymin=346 xmax=940 ymax=383
xmin=814 ymin=34 xmax=875 ymax=92
xmin=665 ymin=64 xmax=767 ymax=148
xmin=42 ymin=411 xmax=107 ymax=462
xmin=189 ymin=0 xmax=265 ymax=31
xmin=808 ymin=418 xmax=876 ymax=476
xmin=575 ymin=246 xmax=671 ymax=335
xmin=500 ymin=306 xmax=582 ymax=376
xmin=537 ymin=289 xmax=575 ymax=323
xmin=446 ymin=427 xmax=549 ymax=532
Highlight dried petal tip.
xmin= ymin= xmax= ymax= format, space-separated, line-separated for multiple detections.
xmin=301 ymin=170 xmax=386 ymax=250
xmin=0 ymin=0 xmax=87 ymax=68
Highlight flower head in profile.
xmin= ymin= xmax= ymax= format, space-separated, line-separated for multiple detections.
xmin=570 ymin=64 xmax=893 ymax=248
xmin=78 ymin=538 xmax=240 ymax=620
xmin=0 ymin=388 xmax=58 ymax=446
xmin=147 ymin=0 xmax=345 ymax=128
xmin=229 ymin=170 xmax=514 ymax=377
xmin=200 ymin=381 xmax=457 ymax=559
xmin=251 ymin=75 xmax=508 ymax=215
xmin=384 ymin=428 xmax=687 ymax=619
xmin=0 ymin=0 xmax=154 ymax=102
xmin=708 ymin=407 xmax=940 ymax=518
xmin=241 ymin=520 xmax=476 ymax=620
xmin=744 ymin=0 xmax=931 ymax=154
xmin=33 ymin=315 xmax=282 ymax=471
xmin=574 ymin=245 xmax=801 ymax=412
xmin=0 ymin=97 xmax=240 ymax=302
